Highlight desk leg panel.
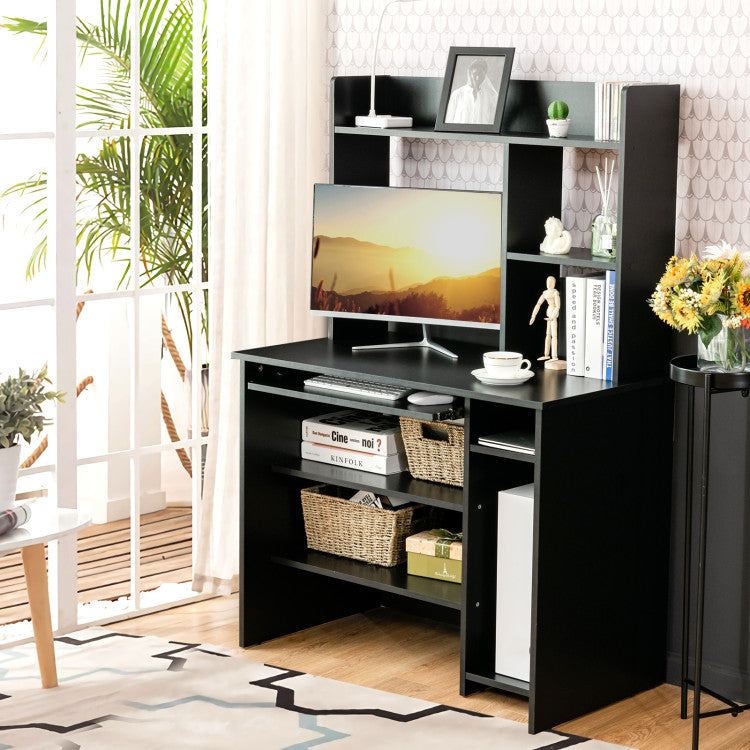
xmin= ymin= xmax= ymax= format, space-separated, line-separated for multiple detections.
xmin=21 ymin=543 xmax=58 ymax=689
xmin=239 ymin=370 xmax=373 ymax=646
xmin=240 ymin=562 xmax=373 ymax=646
xmin=530 ymin=382 xmax=672 ymax=732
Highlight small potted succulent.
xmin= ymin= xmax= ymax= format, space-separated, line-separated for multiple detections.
xmin=0 ymin=366 xmax=64 ymax=510
xmin=546 ymin=100 xmax=570 ymax=138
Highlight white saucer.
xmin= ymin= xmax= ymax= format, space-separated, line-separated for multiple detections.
xmin=471 ymin=368 xmax=535 ymax=386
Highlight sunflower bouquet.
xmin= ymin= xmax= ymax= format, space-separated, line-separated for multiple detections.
xmin=649 ymin=242 xmax=750 ymax=371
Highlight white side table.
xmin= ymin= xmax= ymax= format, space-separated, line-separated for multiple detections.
xmin=0 ymin=507 xmax=91 ymax=688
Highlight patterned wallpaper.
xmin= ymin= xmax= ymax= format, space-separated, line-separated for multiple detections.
xmin=326 ymin=0 xmax=750 ymax=254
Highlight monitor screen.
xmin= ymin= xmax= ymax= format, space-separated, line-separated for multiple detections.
xmin=310 ymin=184 xmax=502 ymax=329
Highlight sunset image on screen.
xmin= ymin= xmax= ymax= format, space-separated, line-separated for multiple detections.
xmin=311 ymin=185 xmax=502 ymax=325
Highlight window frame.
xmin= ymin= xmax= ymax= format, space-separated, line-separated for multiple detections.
xmin=1 ymin=0 xmax=210 ymax=638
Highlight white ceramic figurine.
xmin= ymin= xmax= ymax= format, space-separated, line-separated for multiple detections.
xmin=539 ymin=216 xmax=572 ymax=255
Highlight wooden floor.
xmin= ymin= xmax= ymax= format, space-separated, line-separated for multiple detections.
xmin=109 ymin=595 xmax=750 ymax=750
xmin=0 ymin=508 xmax=192 ymax=625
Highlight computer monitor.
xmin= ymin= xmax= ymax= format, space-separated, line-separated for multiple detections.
xmin=310 ymin=184 xmax=502 ymax=356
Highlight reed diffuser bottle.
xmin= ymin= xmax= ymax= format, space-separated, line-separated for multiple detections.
xmin=592 ymin=158 xmax=617 ymax=258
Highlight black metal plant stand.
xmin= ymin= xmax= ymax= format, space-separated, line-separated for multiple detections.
xmin=670 ymin=355 xmax=750 ymax=750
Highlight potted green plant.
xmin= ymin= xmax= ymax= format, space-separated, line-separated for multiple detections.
xmin=546 ymin=100 xmax=570 ymax=138
xmin=0 ymin=366 xmax=64 ymax=510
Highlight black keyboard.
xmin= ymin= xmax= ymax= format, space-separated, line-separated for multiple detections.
xmin=303 ymin=374 xmax=412 ymax=402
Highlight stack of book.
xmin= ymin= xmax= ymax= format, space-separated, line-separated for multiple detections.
xmin=565 ymin=270 xmax=616 ymax=381
xmin=301 ymin=409 xmax=408 ymax=475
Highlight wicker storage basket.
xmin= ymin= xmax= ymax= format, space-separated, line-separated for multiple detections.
xmin=300 ymin=484 xmax=426 ymax=567
xmin=399 ymin=417 xmax=464 ymax=487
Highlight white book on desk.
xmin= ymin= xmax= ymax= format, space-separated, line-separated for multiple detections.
xmin=565 ymin=276 xmax=586 ymax=376
xmin=603 ymin=270 xmax=616 ymax=381
xmin=584 ymin=276 xmax=606 ymax=379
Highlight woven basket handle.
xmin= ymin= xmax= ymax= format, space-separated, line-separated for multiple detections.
xmin=420 ymin=421 xmax=458 ymax=445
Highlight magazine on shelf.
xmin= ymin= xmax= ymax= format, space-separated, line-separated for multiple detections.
xmin=595 ymin=81 xmax=640 ymax=140
xmin=0 ymin=504 xmax=31 ymax=538
xmin=348 ymin=489 xmax=411 ymax=509
xmin=301 ymin=441 xmax=408 ymax=475
xmin=477 ymin=430 xmax=535 ymax=455
xmin=301 ymin=409 xmax=404 ymax=456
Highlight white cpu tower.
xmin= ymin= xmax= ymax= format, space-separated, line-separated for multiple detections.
xmin=495 ymin=483 xmax=534 ymax=682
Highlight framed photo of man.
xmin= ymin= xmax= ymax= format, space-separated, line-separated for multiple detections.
xmin=435 ymin=47 xmax=515 ymax=134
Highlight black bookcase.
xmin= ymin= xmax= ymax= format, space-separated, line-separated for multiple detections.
xmin=233 ymin=75 xmax=679 ymax=733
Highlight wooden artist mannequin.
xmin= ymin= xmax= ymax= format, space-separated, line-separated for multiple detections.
xmin=529 ymin=276 xmax=566 ymax=370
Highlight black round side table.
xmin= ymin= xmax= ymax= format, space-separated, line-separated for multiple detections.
xmin=670 ymin=355 xmax=750 ymax=749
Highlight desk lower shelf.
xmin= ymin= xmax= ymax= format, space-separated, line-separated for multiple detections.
xmin=271 ymin=548 xmax=462 ymax=610
xmin=273 ymin=459 xmax=464 ymax=512
xmin=464 ymin=670 xmax=530 ymax=697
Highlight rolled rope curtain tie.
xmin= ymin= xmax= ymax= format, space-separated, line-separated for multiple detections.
xmin=76 ymin=289 xmax=94 ymax=321
xmin=161 ymin=313 xmax=186 ymax=381
xmin=161 ymin=392 xmax=192 ymax=477
xmin=19 ymin=376 xmax=94 ymax=469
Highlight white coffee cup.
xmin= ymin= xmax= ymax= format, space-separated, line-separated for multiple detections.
xmin=483 ymin=351 xmax=532 ymax=378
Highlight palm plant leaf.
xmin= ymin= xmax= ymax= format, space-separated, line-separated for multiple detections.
xmin=1 ymin=0 xmax=207 ymax=352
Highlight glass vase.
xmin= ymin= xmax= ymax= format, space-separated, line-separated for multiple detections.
xmin=697 ymin=317 xmax=750 ymax=372
xmin=591 ymin=209 xmax=617 ymax=258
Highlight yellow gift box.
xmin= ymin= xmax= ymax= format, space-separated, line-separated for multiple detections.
xmin=405 ymin=529 xmax=463 ymax=584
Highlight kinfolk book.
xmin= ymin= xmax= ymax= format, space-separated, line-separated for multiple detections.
xmin=301 ymin=410 xmax=404 ymax=456
xmin=301 ymin=441 xmax=408 ymax=475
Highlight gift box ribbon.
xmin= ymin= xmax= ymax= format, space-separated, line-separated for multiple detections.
xmin=429 ymin=528 xmax=462 ymax=559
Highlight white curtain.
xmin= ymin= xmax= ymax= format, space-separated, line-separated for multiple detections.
xmin=193 ymin=0 xmax=328 ymax=595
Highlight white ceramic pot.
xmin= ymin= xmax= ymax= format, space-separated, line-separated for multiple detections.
xmin=546 ymin=118 xmax=570 ymax=138
xmin=0 ymin=443 xmax=21 ymax=511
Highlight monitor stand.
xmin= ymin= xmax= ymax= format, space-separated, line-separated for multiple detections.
xmin=351 ymin=324 xmax=458 ymax=360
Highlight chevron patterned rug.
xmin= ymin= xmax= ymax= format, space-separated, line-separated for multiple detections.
xmin=0 ymin=628 xmax=632 ymax=749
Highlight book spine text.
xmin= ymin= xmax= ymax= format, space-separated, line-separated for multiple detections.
xmin=300 ymin=441 xmax=407 ymax=474
xmin=584 ymin=276 xmax=605 ymax=378
xmin=565 ymin=275 xmax=586 ymax=376
xmin=301 ymin=422 xmax=402 ymax=456
xmin=603 ymin=270 xmax=616 ymax=381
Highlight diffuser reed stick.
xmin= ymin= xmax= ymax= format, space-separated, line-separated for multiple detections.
xmin=592 ymin=158 xmax=617 ymax=258
xmin=595 ymin=158 xmax=615 ymax=216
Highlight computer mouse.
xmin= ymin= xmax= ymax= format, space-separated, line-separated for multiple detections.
xmin=407 ymin=391 xmax=455 ymax=405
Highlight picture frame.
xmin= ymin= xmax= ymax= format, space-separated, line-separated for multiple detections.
xmin=435 ymin=47 xmax=515 ymax=134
